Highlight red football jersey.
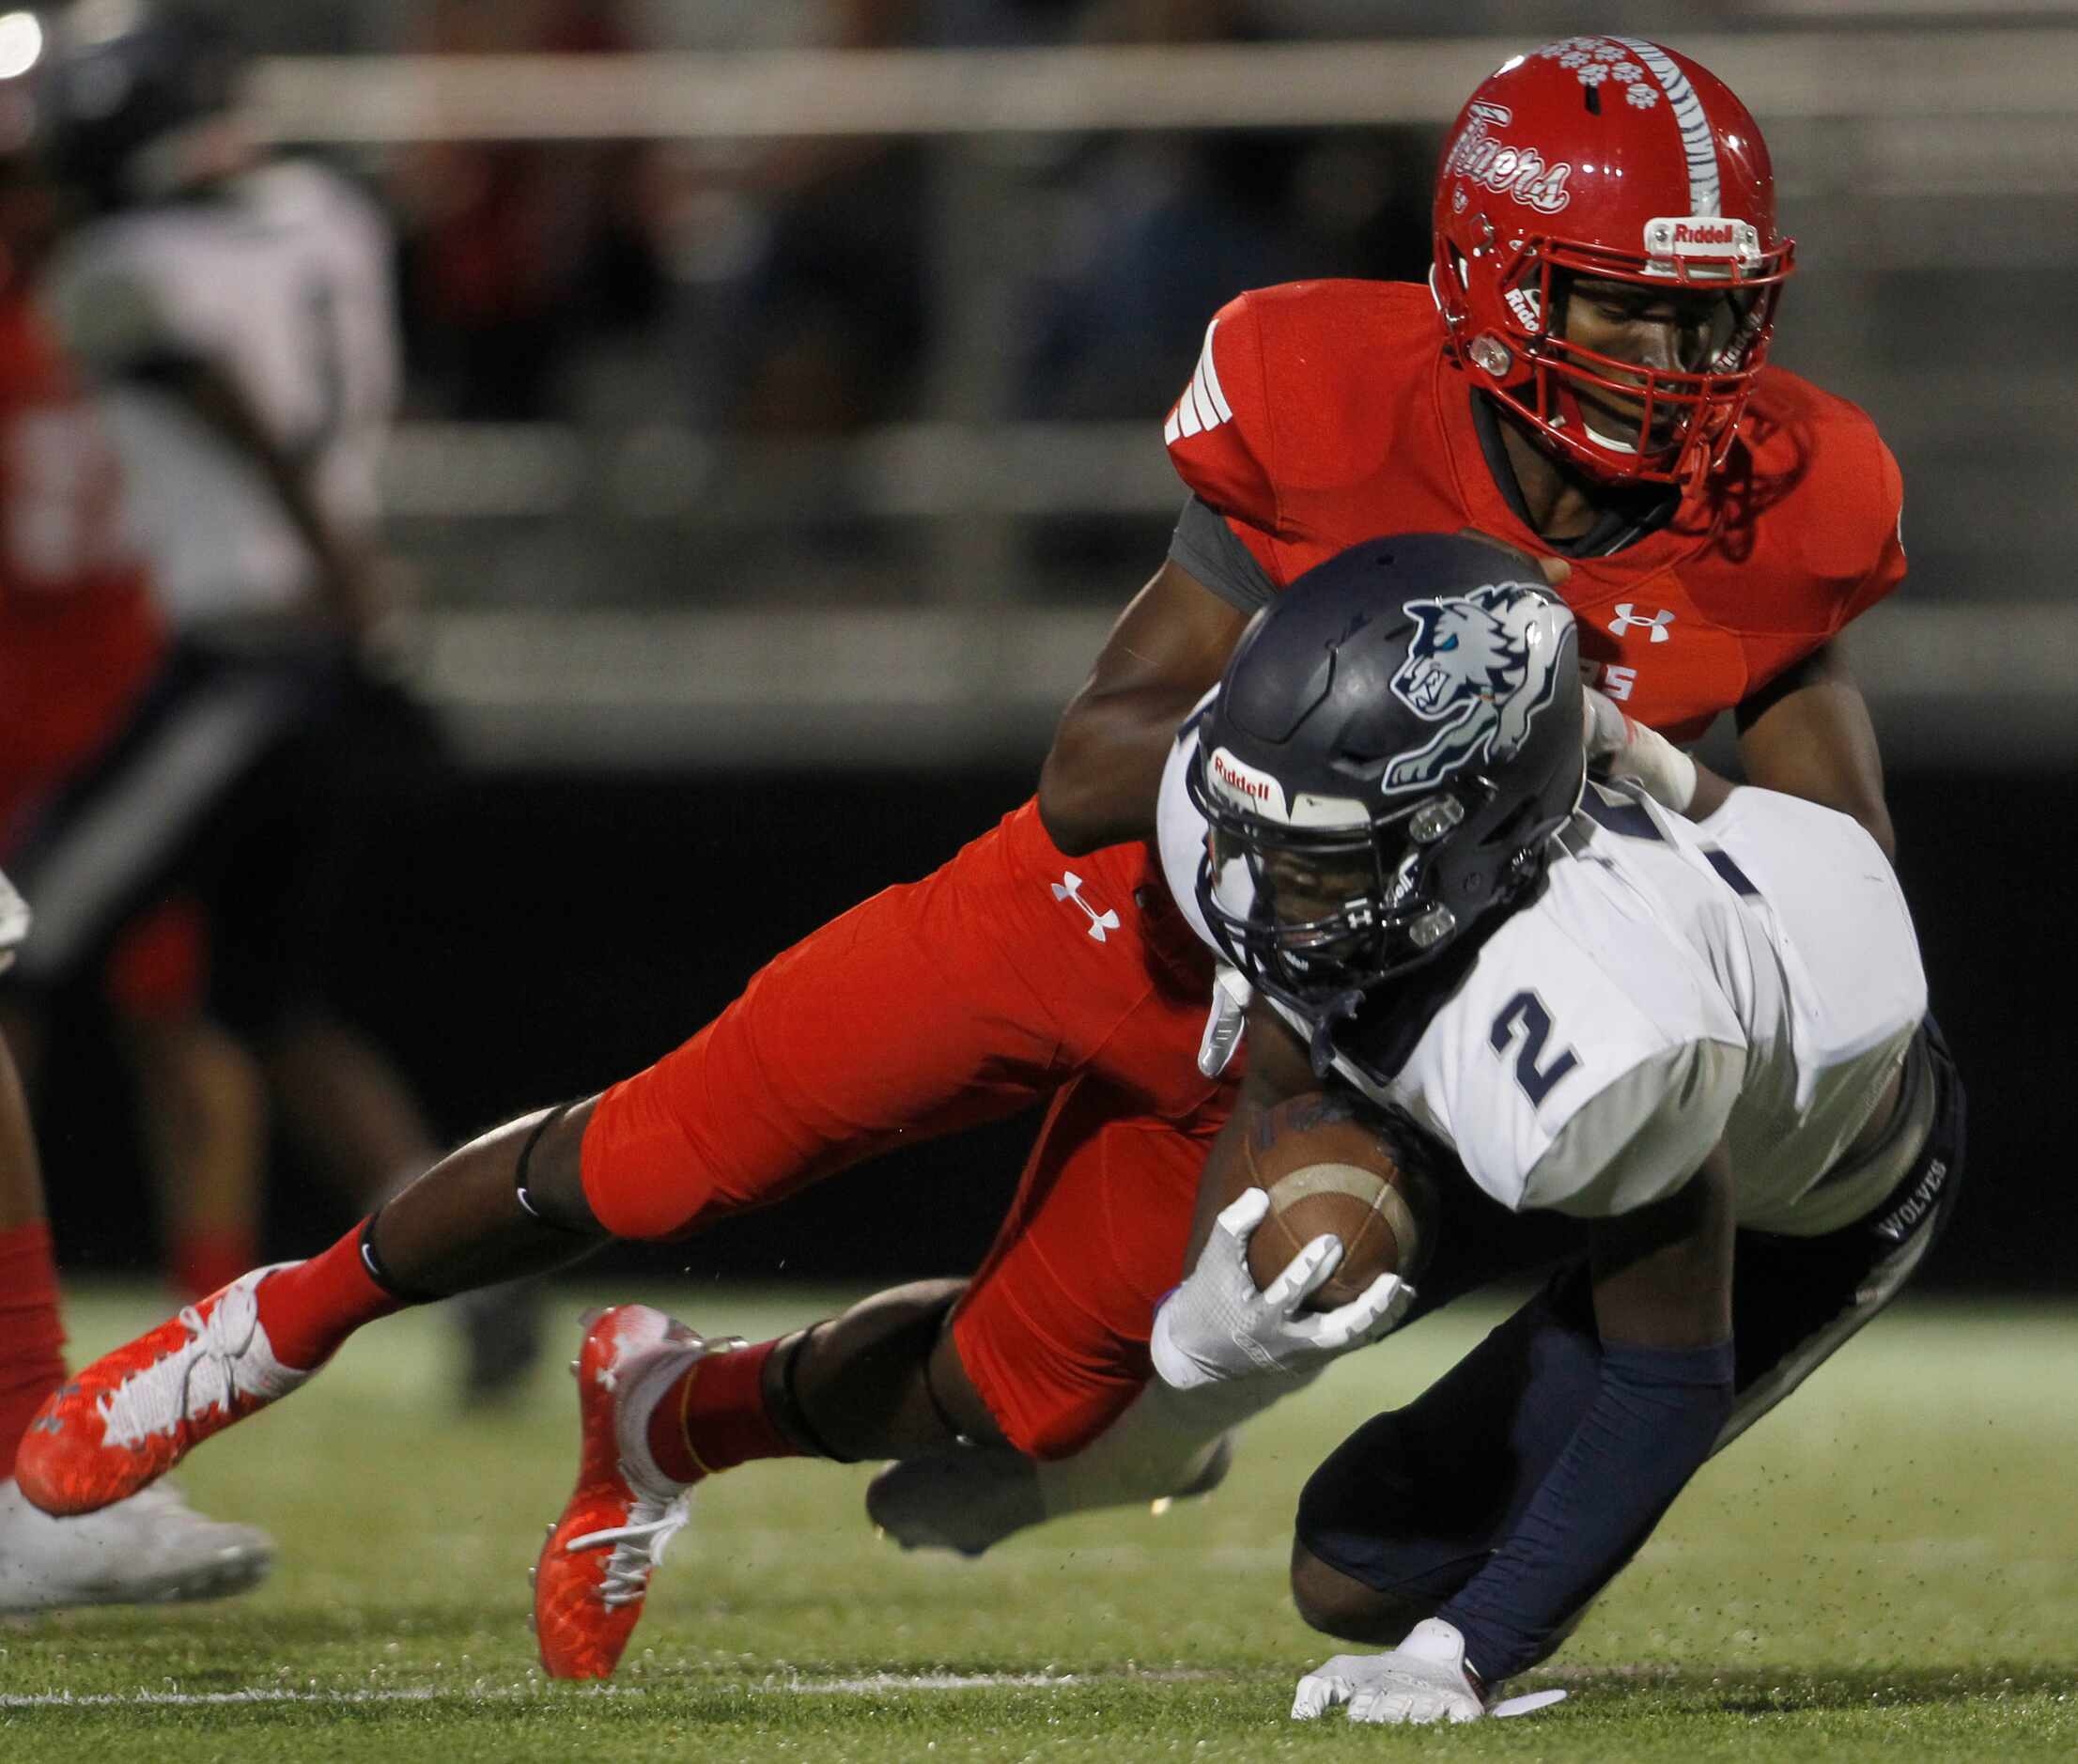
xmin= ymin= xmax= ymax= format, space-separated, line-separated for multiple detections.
xmin=1164 ymin=279 xmax=1905 ymax=742
xmin=0 ymin=294 xmax=161 ymax=834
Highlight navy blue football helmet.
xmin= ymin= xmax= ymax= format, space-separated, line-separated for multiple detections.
xmin=1187 ymin=533 xmax=1584 ymax=1018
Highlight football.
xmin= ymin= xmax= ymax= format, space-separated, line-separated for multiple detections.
xmin=1235 ymin=1091 xmax=1436 ymax=1311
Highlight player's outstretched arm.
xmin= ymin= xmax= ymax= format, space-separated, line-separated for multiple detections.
xmin=1295 ymin=1149 xmax=1737 ymax=1724
xmin=1733 ymin=638 xmax=1894 ymax=859
xmin=1038 ymin=559 xmax=1250 ymax=855
xmin=1426 ymin=1151 xmax=1736 ymax=1688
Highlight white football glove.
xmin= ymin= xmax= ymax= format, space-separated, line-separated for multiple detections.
xmin=1291 ymin=1619 xmax=1570 ymax=1725
xmin=1149 ymin=1187 xmax=1413 ymax=1392
xmin=1581 ymin=686 xmax=1697 ymax=813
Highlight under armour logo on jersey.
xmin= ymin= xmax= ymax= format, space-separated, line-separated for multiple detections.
xmin=1607 ymin=604 xmax=1675 ymax=642
xmin=1163 ymin=318 xmax=1233 ymax=445
xmin=1052 ymin=873 xmax=1121 ymax=942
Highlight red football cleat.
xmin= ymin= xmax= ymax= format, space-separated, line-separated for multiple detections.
xmin=15 ymin=1266 xmax=311 ymax=1518
xmin=532 ymin=1305 xmax=739 ymax=1680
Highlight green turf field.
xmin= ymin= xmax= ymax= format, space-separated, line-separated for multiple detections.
xmin=4 ymin=1285 xmax=2073 ymax=1761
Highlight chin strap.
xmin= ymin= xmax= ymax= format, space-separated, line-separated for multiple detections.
xmin=1309 ymin=991 xmax=1366 ymax=1079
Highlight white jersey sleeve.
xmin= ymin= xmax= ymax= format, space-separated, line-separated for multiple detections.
xmin=1326 ymin=852 xmax=1751 ymax=1220
xmin=0 ymin=868 xmax=30 ymax=972
xmin=1518 ymin=1039 xmax=1745 ymax=1216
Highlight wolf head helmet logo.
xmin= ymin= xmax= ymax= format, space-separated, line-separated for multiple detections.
xmin=1385 ymin=583 xmax=1566 ymax=795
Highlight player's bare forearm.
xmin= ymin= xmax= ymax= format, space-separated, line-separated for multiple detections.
xmin=1731 ymin=639 xmax=1894 ymax=859
xmin=1039 ymin=560 xmax=1250 ymax=854
xmin=1588 ymin=1147 xmax=1735 ymax=1351
xmin=163 ymin=355 xmax=374 ymax=633
xmin=1682 ymin=763 xmax=1738 ymax=823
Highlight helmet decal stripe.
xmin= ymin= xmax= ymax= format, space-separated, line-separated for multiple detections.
xmin=1613 ymin=37 xmax=1720 ymax=216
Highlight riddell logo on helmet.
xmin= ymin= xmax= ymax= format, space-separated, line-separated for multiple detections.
xmin=1445 ymin=107 xmax=1573 ymax=216
xmin=1209 ymin=747 xmax=1289 ymax=822
xmin=1643 ymin=216 xmax=1761 ymax=265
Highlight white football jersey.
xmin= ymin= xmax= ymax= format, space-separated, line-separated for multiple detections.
xmin=41 ymin=159 xmax=398 ymax=627
xmin=1156 ymin=726 xmax=1926 ymax=1235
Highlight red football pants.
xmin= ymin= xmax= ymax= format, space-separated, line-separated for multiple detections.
xmin=582 ymin=796 xmax=1233 ymax=1455
xmin=950 ymin=1072 xmax=1224 ymax=1456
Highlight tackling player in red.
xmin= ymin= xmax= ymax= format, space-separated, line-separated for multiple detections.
xmin=19 ymin=37 xmax=1912 ymax=1675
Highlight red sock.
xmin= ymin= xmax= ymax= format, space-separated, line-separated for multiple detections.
xmin=170 ymin=1227 xmax=259 ymax=1301
xmin=0 ymin=1222 xmax=68 ymax=1479
xmin=251 ymin=1218 xmax=411 ymax=1372
xmin=645 ymin=1338 xmax=802 ymax=1483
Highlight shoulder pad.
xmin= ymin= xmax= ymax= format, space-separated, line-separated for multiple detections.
xmin=1164 ymin=279 xmax=1442 ymax=542
xmin=1164 ymin=294 xmax=1273 ymax=529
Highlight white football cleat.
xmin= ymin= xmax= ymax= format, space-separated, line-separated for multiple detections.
xmin=0 ymin=1476 xmax=273 ymax=1614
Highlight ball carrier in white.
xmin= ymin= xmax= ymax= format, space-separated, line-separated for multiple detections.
xmin=1148 ymin=532 xmax=1962 ymax=1725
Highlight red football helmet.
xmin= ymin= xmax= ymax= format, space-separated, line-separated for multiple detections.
xmin=1431 ymin=37 xmax=1795 ymax=489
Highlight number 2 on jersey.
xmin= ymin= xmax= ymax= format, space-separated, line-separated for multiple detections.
xmin=1489 ymin=991 xmax=1579 ymax=1106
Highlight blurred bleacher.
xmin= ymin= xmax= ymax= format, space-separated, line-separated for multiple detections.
xmin=229 ymin=1 xmax=2078 ymax=769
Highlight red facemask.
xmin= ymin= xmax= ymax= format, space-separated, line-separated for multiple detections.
xmin=1431 ymin=36 xmax=1796 ymax=491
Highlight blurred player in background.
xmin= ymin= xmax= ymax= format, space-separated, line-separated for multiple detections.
xmin=7 ymin=2 xmax=536 ymax=1394
xmin=17 ymin=35 xmax=1920 ymax=1678
xmin=0 ymin=870 xmax=271 ymax=1612
xmin=0 ymin=27 xmax=267 ymax=1323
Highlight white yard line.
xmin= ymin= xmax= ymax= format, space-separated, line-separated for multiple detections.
xmin=779 ymin=1669 xmax=1222 ymax=1693
xmin=0 ymin=1668 xmax=1228 ymax=1709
